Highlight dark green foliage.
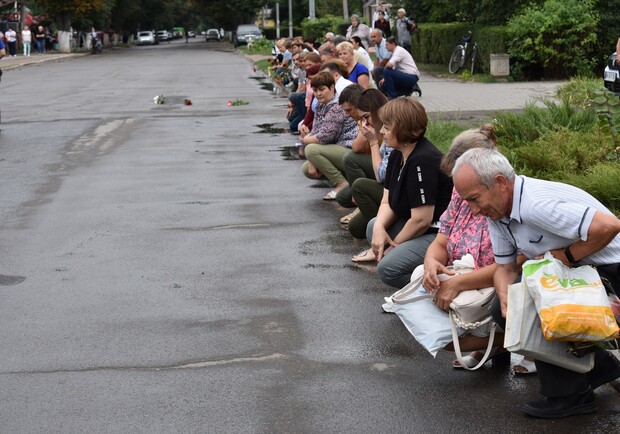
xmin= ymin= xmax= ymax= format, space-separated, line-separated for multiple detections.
xmin=401 ymin=0 xmax=542 ymax=25
xmin=413 ymin=23 xmax=508 ymax=74
xmin=494 ymin=79 xmax=620 ymax=214
xmin=300 ymin=15 xmax=348 ymax=39
xmin=506 ymin=0 xmax=598 ymax=79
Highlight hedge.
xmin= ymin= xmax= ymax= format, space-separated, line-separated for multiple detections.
xmin=413 ymin=23 xmax=509 ymax=74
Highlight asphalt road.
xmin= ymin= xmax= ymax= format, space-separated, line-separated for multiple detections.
xmin=0 ymin=39 xmax=618 ymax=433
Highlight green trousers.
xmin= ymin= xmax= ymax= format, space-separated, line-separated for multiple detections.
xmin=348 ymin=177 xmax=384 ymax=239
xmin=301 ymin=143 xmax=351 ymax=186
xmin=336 ymin=152 xmax=375 ymax=208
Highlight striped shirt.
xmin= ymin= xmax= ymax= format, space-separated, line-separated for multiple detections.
xmin=489 ymin=176 xmax=620 ymax=265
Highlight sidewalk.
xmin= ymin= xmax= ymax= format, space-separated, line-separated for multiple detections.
xmin=0 ymin=52 xmax=88 ymax=71
xmin=246 ymin=53 xmax=565 ymax=118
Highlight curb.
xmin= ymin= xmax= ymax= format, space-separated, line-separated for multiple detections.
xmin=1 ymin=53 xmax=89 ymax=71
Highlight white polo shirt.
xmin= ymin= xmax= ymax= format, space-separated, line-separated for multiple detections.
xmin=389 ymin=46 xmax=419 ymax=76
xmin=489 ymin=175 xmax=620 ymax=265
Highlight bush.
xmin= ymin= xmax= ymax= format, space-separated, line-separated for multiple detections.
xmin=413 ymin=23 xmax=508 ymax=74
xmin=301 ymin=15 xmax=348 ymax=39
xmin=492 ymin=78 xmax=620 ymax=214
xmin=495 ymin=98 xmax=599 ymax=148
xmin=506 ymin=0 xmax=598 ymax=79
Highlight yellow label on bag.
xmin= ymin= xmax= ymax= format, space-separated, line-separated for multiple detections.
xmin=540 ymin=304 xmax=620 ymax=342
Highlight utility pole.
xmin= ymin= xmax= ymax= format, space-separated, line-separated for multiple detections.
xmin=309 ymin=0 xmax=315 ymax=20
xmin=276 ymin=2 xmax=280 ymax=39
xmin=342 ymin=0 xmax=348 ymax=19
xmin=288 ymin=0 xmax=293 ymax=37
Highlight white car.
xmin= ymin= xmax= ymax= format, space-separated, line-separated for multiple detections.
xmin=137 ymin=31 xmax=158 ymax=45
xmin=205 ymin=29 xmax=220 ymax=41
xmin=156 ymin=30 xmax=171 ymax=42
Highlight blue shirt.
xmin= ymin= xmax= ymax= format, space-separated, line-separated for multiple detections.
xmin=375 ymin=38 xmax=392 ymax=63
xmin=0 ymin=39 xmax=5 ymax=50
xmin=348 ymin=62 xmax=369 ymax=84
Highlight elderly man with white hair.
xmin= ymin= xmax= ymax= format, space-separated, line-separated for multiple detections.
xmin=452 ymin=148 xmax=620 ymax=419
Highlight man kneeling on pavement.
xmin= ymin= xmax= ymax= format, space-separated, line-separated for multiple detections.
xmin=379 ymin=36 xmax=421 ymax=99
xmin=452 ymin=148 xmax=620 ymax=419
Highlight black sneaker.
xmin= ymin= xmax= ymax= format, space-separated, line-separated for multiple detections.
xmin=521 ymin=389 xmax=597 ymax=419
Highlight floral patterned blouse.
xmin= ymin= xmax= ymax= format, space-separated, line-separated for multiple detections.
xmin=439 ymin=188 xmax=495 ymax=269
xmin=310 ymin=95 xmax=358 ymax=147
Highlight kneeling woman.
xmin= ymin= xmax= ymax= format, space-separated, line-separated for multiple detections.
xmin=301 ymin=71 xmax=359 ymax=200
xmin=368 ymin=97 xmax=453 ymax=288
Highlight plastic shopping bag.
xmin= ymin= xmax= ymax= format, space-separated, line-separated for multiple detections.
xmin=386 ymin=286 xmax=466 ymax=357
xmin=504 ymin=282 xmax=594 ymax=373
xmin=522 ymin=253 xmax=620 ymax=342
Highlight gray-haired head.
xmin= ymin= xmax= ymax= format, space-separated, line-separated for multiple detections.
xmin=441 ymin=124 xmax=497 ymax=176
xmin=332 ymin=35 xmax=346 ymax=46
xmin=452 ymin=148 xmax=515 ymax=187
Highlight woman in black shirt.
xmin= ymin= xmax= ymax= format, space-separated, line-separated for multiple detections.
xmin=366 ymin=97 xmax=453 ymax=288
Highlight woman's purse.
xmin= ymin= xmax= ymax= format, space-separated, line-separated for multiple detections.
xmin=385 ymin=255 xmax=497 ymax=370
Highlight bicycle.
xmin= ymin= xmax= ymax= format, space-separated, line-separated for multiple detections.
xmin=448 ymin=31 xmax=478 ymax=75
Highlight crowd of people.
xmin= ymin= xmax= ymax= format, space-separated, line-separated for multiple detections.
xmin=268 ymin=16 xmax=620 ymax=419
xmin=0 ymin=25 xmax=55 ymax=57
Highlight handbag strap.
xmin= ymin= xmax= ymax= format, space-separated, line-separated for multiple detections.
xmin=391 ymin=271 xmax=429 ymax=304
xmin=450 ymin=312 xmax=497 ymax=371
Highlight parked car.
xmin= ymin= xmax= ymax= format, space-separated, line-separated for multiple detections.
xmin=156 ymin=30 xmax=171 ymax=42
xmin=604 ymin=52 xmax=620 ymax=96
xmin=137 ymin=31 xmax=158 ymax=46
xmin=234 ymin=24 xmax=263 ymax=47
xmin=206 ymin=28 xmax=220 ymax=41
xmin=188 ymin=31 xmax=196 ymax=38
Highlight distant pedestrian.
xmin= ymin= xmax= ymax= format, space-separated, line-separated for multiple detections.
xmin=5 ymin=28 xmax=17 ymax=57
xmin=395 ymin=8 xmax=414 ymax=54
xmin=21 ymin=26 xmax=31 ymax=56
xmin=45 ymin=27 xmax=53 ymax=52
xmin=185 ymin=29 xmax=189 ymax=43
xmin=34 ymin=25 xmax=45 ymax=55
xmin=374 ymin=11 xmax=391 ymax=38
xmin=345 ymin=15 xmax=371 ymax=50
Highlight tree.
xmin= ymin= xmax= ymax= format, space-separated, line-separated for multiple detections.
xmin=30 ymin=0 xmax=114 ymax=52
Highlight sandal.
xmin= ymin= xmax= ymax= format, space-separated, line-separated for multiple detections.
xmin=452 ymin=348 xmax=510 ymax=369
xmin=323 ymin=190 xmax=337 ymax=200
xmin=340 ymin=208 xmax=360 ymax=225
xmin=512 ymin=358 xmax=537 ymax=375
xmin=352 ymin=249 xmax=376 ymax=263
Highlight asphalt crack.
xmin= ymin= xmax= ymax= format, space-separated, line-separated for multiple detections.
xmin=0 ymin=353 xmax=288 ymax=375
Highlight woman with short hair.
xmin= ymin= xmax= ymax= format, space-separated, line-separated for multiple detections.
xmin=300 ymin=72 xmax=359 ymax=200
xmin=337 ymin=41 xmax=370 ymax=89
xmin=367 ymin=97 xmax=453 ymax=288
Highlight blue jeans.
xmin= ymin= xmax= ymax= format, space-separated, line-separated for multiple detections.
xmin=288 ymin=92 xmax=306 ymax=132
xmin=381 ymin=68 xmax=419 ymax=99
xmin=366 ymin=216 xmax=436 ymax=288
xmin=36 ymin=39 xmax=45 ymax=54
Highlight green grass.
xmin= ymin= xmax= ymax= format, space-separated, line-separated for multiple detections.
xmin=255 ymin=59 xmax=271 ymax=72
xmin=426 ymin=119 xmax=474 ymax=152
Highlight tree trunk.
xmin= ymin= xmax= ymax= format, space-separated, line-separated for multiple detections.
xmin=58 ymin=31 xmax=71 ymax=53
xmin=56 ymin=12 xmax=72 ymax=53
